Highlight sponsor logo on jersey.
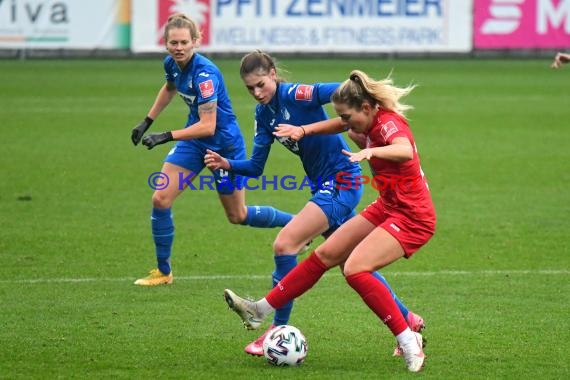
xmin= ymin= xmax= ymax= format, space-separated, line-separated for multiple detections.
xmin=295 ymin=85 xmax=314 ymax=101
xmin=199 ymin=79 xmax=214 ymax=98
xmin=380 ymin=120 xmax=399 ymax=140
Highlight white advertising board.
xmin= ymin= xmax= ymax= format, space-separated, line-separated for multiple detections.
xmin=0 ymin=0 xmax=129 ymax=49
xmin=132 ymin=0 xmax=473 ymax=53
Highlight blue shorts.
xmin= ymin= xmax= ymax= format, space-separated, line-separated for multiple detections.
xmin=164 ymin=138 xmax=246 ymax=195
xmin=310 ymin=176 xmax=363 ymax=236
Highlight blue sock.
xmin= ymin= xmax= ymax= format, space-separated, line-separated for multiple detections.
xmin=243 ymin=206 xmax=293 ymax=228
xmin=372 ymin=271 xmax=409 ymax=319
xmin=272 ymin=255 xmax=298 ymax=325
xmin=151 ymin=207 xmax=174 ymax=275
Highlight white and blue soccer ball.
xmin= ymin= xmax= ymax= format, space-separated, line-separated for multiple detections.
xmin=262 ymin=325 xmax=308 ymax=366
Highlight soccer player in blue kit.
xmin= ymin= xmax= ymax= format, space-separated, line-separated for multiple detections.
xmin=204 ymin=50 xmax=424 ymax=357
xmin=131 ymin=14 xmax=293 ymax=286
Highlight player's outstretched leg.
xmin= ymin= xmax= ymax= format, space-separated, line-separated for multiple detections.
xmin=223 ymin=289 xmax=265 ymax=330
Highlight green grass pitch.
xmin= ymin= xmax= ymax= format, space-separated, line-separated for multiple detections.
xmin=0 ymin=57 xmax=568 ymax=379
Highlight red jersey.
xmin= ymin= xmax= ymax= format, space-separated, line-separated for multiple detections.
xmin=365 ymin=110 xmax=436 ymax=229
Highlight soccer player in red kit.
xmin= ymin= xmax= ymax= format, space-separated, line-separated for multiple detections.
xmin=223 ymin=69 xmax=436 ymax=373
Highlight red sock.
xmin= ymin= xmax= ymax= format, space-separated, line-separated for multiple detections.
xmin=266 ymin=252 xmax=328 ymax=309
xmin=346 ymin=272 xmax=408 ymax=336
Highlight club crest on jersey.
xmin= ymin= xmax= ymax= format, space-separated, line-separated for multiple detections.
xmin=295 ymin=85 xmax=314 ymax=101
xmin=380 ymin=120 xmax=398 ymax=140
xmin=199 ymin=79 xmax=214 ymax=98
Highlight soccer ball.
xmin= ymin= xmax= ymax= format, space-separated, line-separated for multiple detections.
xmin=262 ymin=325 xmax=308 ymax=366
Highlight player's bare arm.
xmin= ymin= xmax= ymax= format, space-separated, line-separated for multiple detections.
xmin=148 ymin=82 xmax=177 ymax=119
xmin=274 ymin=117 xmax=346 ymax=141
xmin=172 ymin=100 xmax=218 ymax=140
xmin=342 ymin=137 xmax=413 ymax=163
xmin=142 ymin=100 xmax=219 ymax=149
xmin=273 ymin=124 xmax=305 ymax=141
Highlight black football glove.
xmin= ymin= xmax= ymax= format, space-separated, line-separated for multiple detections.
xmin=131 ymin=116 xmax=154 ymax=145
xmin=142 ymin=132 xmax=174 ymax=150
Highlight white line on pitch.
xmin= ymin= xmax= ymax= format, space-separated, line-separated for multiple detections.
xmin=2 ymin=269 xmax=568 ymax=284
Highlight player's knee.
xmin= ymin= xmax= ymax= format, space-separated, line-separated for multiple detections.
xmin=315 ymin=246 xmax=339 ymax=268
xmin=273 ymin=236 xmax=300 ymax=255
xmin=342 ymin=264 xmax=356 ymax=277
xmin=152 ymin=191 xmax=173 ymax=209
xmin=342 ymin=260 xmax=369 ymax=277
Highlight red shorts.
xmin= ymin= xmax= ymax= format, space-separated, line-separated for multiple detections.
xmin=360 ymin=200 xmax=436 ymax=257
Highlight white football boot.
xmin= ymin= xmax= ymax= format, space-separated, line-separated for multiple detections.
xmin=224 ymin=289 xmax=264 ymax=330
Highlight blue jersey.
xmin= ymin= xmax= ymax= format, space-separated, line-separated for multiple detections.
xmin=164 ymin=53 xmax=242 ymax=150
xmin=228 ymin=82 xmax=361 ymax=186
